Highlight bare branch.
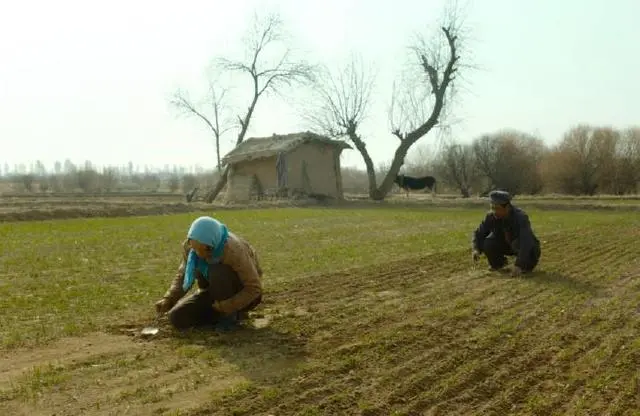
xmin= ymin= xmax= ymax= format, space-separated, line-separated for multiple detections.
xmin=214 ymin=12 xmax=316 ymax=107
xmin=170 ymin=77 xmax=237 ymax=172
xmin=304 ymin=53 xmax=376 ymax=139
xmin=170 ymin=90 xmax=218 ymax=135
xmin=257 ymin=53 xmax=317 ymax=97
xmin=388 ymin=69 xmax=432 ymax=137
xmin=389 ymin=2 xmax=467 ymax=145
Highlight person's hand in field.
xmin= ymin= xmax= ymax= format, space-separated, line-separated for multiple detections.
xmin=472 ymin=249 xmax=480 ymax=263
xmin=155 ymin=298 xmax=172 ymax=314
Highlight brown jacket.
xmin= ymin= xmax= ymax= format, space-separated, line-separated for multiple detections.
xmin=161 ymin=232 xmax=263 ymax=314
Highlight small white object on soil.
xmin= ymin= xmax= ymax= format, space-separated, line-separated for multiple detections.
xmin=140 ymin=327 xmax=159 ymax=336
xmin=252 ymin=318 xmax=271 ymax=329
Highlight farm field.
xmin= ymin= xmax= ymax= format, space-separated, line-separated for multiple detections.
xmin=1 ymin=202 xmax=640 ymax=415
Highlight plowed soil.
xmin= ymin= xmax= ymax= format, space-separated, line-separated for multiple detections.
xmin=1 ymin=193 xmax=640 ymax=222
xmin=1 ymin=207 xmax=640 ymax=415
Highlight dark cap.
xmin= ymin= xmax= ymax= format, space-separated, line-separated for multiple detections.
xmin=489 ymin=190 xmax=511 ymax=205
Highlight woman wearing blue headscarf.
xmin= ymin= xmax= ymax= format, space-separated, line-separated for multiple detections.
xmin=155 ymin=216 xmax=263 ymax=330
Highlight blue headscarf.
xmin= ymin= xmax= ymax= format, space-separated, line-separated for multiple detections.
xmin=182 ymin=216 xmax=229 ymax=292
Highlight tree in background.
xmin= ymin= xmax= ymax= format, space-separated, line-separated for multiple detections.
xmin=181 ymin=174 xmax=198 ymax=194
xmin=614 ymin=127 xmax=640 ymax=194
xmin=434 ymin=142 xmax=477 ymax=197
xmin=472 ymin=130 xmax=544 ymax=195
xmin=168 ymin=175 xmax=180 ymax=193
xmin=171 ymin=78 xmax=235 ymax=174
xmin=171 ymin=11 xmax=317 ymax=203
xmin=542 ymin=125 xmax=638 ymax=195
xmin=305 ymin=53 xmax=377 ymax=195
xmin=2 ymin=125 xmax=640 ymax=196
xmin=101 ymin=168 xmax=119 ymax=192
xmin=306 ymin=4 xmax=465 ymax=200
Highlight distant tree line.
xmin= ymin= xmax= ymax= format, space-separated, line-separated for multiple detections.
xmin=2 ymin=125 xmax=639 ymax=197
xmin=340 ymin=124 xmax=640 ymax=197
xmin=399 ymin=124 xmax=640 ymax=197
xmin=0 ymin=160 xmax=220 ymax=195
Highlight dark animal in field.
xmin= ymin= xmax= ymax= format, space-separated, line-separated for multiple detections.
xmin=394 ymin=174 xmax=437 ymax=197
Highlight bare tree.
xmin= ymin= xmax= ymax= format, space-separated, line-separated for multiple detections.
xmin=544 ymin=125 xmax=629 ymax=195
xmin=171 ymin=79 xmax=235 ymax=173
xmin=307 ymin=6 xmax=463 ymax=200
xmin=472 ymin=130 xmax=544 ymax=195
xmin=305 ymin=53 xmax=377 ymax=194
xmin=614 ymin=127 xmax=640 ymax=194
xmin=543 ymin=125 xmax=603 ymax=195
xmin=168 ymin=175 xmax=180 ymax=193
xmin=471 ymin=134 xmax=500 ymax=191
xmin=202 ymin=12 xmax=317 ymax=202
xmin=100 ymin=167 xmax=119 ymax=192
xmin=436 ymin=142 xmax=476 ymax=197
xmin=404 ymin=142 xmax=439 ymax=177
xmin=182 ymin=174 xmax=198 ymax=194
xmin=19 ymin=174 xmax=35 ymax=192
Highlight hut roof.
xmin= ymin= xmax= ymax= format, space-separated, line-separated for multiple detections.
xmin=221 ymin=131 xmax=352 ymax=166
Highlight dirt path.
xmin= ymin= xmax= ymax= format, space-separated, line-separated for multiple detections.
xmin=0 ymin=333 xmax=142 ymax=386
xmin=0 ymin=330 xmax=250 ymax=416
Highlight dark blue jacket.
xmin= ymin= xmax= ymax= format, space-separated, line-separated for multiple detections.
xmin=472 ymin=206 xmax=540 ymax=268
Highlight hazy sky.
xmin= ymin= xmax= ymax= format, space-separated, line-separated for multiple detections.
xmin=1 ymin=0 xmax=638 ymax=172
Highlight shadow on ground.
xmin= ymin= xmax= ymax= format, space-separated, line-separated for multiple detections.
xmin=174 ymin=321 xmax=307 ymax=383
xmin=524 ymin=270 xmax=602 ymax=293
xmin=109 ymin=310 xmax=307 ymax=385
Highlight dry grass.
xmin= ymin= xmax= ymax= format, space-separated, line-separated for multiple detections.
xmin=1 ymin=205 xmax=640 ymax=415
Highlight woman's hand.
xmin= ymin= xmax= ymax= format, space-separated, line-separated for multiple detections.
xmin=155 ymin=298 xmax=172 ymax=314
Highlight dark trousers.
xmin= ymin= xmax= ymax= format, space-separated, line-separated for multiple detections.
xmin=482 ymin=232 xmax=541 ymax=271
xmin=168 ymin=263 xmax=262 ymax=330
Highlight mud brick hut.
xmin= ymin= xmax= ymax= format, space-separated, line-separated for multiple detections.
xmin=221 ymin=131 xmax=352 ymax=202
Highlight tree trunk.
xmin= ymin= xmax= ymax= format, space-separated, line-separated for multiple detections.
xmin=363 ymin=160 xmax=378 ymax=199
xmin=347 ymin=131 xmax=378 ymax=198
xmin=371 ymin=143 xmax=411 ymax=201
xmin=216 ymin=135 xmax=221 ymax=173
xmin=205 ymin=94 xmax=258 ymax=203
xmin=204 ymin=165 xmax=230 ymax=203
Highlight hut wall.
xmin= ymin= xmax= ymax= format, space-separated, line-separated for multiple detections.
xmin=333 ymin=147 xmax=345 ymax=199
xmin=225 ymin=156 xmax=277 ymax=201
xmin=286 ymin=143 xmax=339 ymax=197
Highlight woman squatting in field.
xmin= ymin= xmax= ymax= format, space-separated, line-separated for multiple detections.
xmin=155 ymin=216 xmax=263 ymax=330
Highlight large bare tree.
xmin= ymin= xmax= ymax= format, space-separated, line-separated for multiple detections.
xmin=203 ymin=12 xmax=316 ymax=202
xmin=172 ymin=11 xmax=316 ymax=202
xmin=307 ymin=9 xmax=463 ymax=200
